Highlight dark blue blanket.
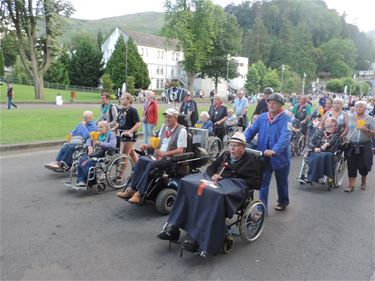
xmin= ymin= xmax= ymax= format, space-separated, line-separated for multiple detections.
xmin=168 ymin=173 xmax=249 ymax=254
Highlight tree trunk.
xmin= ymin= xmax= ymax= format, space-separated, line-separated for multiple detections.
xmin=214 ymin=76 xmax=219 ymax=90
xmin=32 ymin=71 xmax=44 ymax=99
xmin=187 ymin=71 xmax=195 ymax=93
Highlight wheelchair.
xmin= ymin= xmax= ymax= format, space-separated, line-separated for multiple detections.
xmin=297 ymin=144 xmax=347 ymax=190
xmin=165 ymin=148 xmax=266 ymax=257
xmin=122 ymin=135 xmax=210 ymax=215
xmin=222 ymin=124 xmax=242 ymax=147
xmin=64 ymin=138 xmax=133 ymax=193
xmin=291 ymin=119 xmax=306 ymax=156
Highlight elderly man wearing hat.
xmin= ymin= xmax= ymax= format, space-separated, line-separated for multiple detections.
xmin=157 ymin=132 xmax=262 ymax=255
xmin=117 ymin=108 xmax=187 ymax=204
xmin=245 ymin=93 xmax=292 ymax=211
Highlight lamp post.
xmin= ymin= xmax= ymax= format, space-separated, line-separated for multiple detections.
xmin=226 ymin=54 xmax=230 ymax=95
xmin=281 ymin=64 xmax=285 ymax=93
xmin=125 ymin=38 xmax=128 ymax=87
xmin=302 ymin=72 xmax=307 ymax=95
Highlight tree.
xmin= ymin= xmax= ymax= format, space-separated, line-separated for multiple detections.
xmin=3 ymin=0 xmax=74 ymax=99
xmin=199 ymin=11 xmax=242 ymax=90
xmin=330 ymin=60 xmax=352 ymax=78
xmin=1 ymin=31 xmax=18 ymax=67
xmin=263 ymin=68 xmax=281 ymax=91
xmin=44 ymin=48 xmax=70 ymax=85
xmin=14 ymin=55 xmax=30 ymax=84
xmin=105 ymin=37 xmax=150 ymax=90
xmin=97 ymin=30 xmax=104 ymax=48
xmin=69 ymin=34 xmax=104 ymax=87
xmin=163 ymin=0 xmax=220 ymax=92
xmin=326 ymin=78 xmax=344 ymax=93
xmin=101 ymin=73 xmax=114 ymax=92
xmin=0 ymin=49 xmax=4 ymax=77
xmin=245 ymin=63 xmax=261 ymax=94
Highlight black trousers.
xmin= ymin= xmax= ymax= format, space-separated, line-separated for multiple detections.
xmin=347 ymin=142 xmax=373 ymax=177
xmin=130 ymin=156 xmax=172 ymax=195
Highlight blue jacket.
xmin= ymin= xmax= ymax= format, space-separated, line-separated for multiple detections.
xmin=196 ymin=120 xmax=214 ymax=135
xmin=71 ymin=121 xmax=97 ymax=140
xmin=244 ymin=111 xmax=292 ymax=169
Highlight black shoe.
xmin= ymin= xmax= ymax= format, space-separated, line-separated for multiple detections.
xmin=181 ymin=239 xmax=199 ymax=253
xmin=275 ymin=204 xmax=287 ymax=211
xmin=157 ymin=228 xmax=180 ymax=242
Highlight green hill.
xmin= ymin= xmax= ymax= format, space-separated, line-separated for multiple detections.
xmin=60 ymin=12 xmax=165 ymax=43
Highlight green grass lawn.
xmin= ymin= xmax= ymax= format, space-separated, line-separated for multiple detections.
xmin=0 ymin=83 xmax=101 ymax=103
xmin=0 ymin=102 xmax=255 ymax=145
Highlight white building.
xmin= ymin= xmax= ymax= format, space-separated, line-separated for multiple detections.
xmin=194 ymin=56 xmax=249 ymax=96
xmin=102 ymin=27 xmax=248 ymax=93
xmin=102 ymin=27 xmax=186 ymax=90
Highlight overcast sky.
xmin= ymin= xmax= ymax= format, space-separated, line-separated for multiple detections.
xmin=69 ymin=0 xmax=375 ymax=32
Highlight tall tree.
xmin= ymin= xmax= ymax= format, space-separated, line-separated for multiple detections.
xmin=69 ymin=34 xmax=103 ymax=87
xmin=44 ymin=48 xmax=70 ymax=85
xmin=1 ymin=31 xmax=18 ymax=67
xmin=199 ymin=10 xmax=242 ymax=90
xmin=97 ymin=30 xmax=104 ymax=48
xmin=3 ymin=0 xmax=74 ymax=99
xmin=0 ymin=50 xmax=4 ymax=77
xmin=163 ymin=0 xmax=220 ymax=92
xmin=105 ymin=37 xmax=150 ymax=90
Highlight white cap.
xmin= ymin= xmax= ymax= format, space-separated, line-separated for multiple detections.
xmin=163 ymin=108 xmax=179 ymax=116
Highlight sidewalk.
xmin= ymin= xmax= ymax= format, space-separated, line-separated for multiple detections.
xmin=0 ymin=140 xmax=65 ymax=152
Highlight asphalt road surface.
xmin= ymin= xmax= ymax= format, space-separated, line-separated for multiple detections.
xmin=1 ymin=148 xmax=374 ymax=280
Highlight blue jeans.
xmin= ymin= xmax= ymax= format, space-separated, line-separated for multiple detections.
xmin=77 ymin=155 xmax=95 ymax=183
xmin=56 ymin=143 xmax=77 ymax=166
xmin=259 ymin=162 xmax=290 ymax=208
xmin=7 ymin=97 xmax=17 ymax=109
xmin=142 ymin=122 xmax=155 ymax=145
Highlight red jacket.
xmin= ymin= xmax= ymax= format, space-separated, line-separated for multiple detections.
xmin=144 ymin=100 xmax=158 ymax=125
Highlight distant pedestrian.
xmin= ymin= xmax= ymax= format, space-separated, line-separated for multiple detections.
xmin=142 ymin=91 xmax=158 ymax=145
xmin=56 ymin=93 xmax=63 ymax=106
xmin=179 ymin=92 xmax=198 ymax=126
xmin=253 ymin=87 xmax=273 ymax=118
xmin=233 ymin=89 xmax=249 ymax=131
xmin=7 ymin=84 xmax=17 ymax=110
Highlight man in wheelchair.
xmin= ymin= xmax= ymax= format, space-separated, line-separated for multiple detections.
xmin=157 ymin=132 xmax=262 ymax=256
xmin=74 ymin=121 xmax=117 ymax=189
xmin=116 ymin=108 xmax=187 ymax=204
xmin=44 ymin=111 xmax=97 ymax=172
xmin=299 ymin=117 xmax=342 ymax=184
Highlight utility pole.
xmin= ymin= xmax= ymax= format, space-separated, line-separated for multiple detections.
xmin=302 ymin=72 xmax=307 ymax=94
xmin=281 ymin=65 xmax=285 ymax=93
xmin=226 ymin=54 xmax=230 ymax=95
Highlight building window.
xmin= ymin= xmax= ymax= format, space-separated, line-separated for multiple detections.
xmin=160 ymin=66 xmax=163 ymax=75
xmin=171 ymin=68 xmax=174 ymax=76
xmin=175 ymin=52 xmax=179 ymax=61
xmin=172 ymin=52 xmax=175 ymax=61
xmin=239 ymin=63 xmax=244 ymax=67
xmin=160 ymin=79 xmax=164 ymax=88
xmin=140 ymin=48 xmax=144 ymax=56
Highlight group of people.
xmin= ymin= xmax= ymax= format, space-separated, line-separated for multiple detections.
xmin=43 ymin=87 xmax=375 ymax=256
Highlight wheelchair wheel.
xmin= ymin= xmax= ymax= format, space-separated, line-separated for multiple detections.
xmin=333 ymin=156 xmax=346 ymax=188
xmin=207 ymin=137 xmax=222 ymax=161
xmin=239 ymin=200 xmax=266 ymax=243
xmin=106 ymin=154 xmax=133 ymax=189
xmin=223 ymin=235 xmax=235 ymax=254
xmin=95 ymin=182 xmax=106 ymax=193
xmin=155 ymin=188 xmax=177 ymax=215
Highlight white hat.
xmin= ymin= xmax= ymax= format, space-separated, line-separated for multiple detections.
xmin=229 ymin=132 xmax=246 ymax=145
xmin=163 ymin=108 xmax=179 ymax=116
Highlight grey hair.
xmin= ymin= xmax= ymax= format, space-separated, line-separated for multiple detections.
xmin=145 ymin=90 xmax=155 ymax=99
xmin=333 ymin=97 xmax=344 ymax=106
xmin=355 ymin=100 xmax=367 ymax=108
xmin=97 ymin=120 xmax=109 ymax=129
xmin=200 ymin=111 xmax=210 ymax=119
xmin=83 ymin=111 xmax=93 ymax=118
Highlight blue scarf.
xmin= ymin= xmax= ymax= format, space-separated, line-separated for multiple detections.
xmin=99 ymin=132 xmax=109 ymax=142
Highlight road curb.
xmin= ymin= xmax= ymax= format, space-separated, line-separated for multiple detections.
xmin=0 ymin=140 xmax=65 ymax=152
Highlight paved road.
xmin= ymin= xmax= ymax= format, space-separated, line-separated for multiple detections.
xmin=1 ymin=148 xmax=374 ymax=280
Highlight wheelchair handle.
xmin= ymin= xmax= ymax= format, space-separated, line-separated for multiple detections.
xmin=245 ymin=148 xmax=263 ymax=158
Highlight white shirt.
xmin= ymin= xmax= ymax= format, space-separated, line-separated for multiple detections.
xmin=158 ymin=126 xmax=187 ymax=152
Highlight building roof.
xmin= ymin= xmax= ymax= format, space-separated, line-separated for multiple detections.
xmin=106 ymin=27 xmax=181 ymax=51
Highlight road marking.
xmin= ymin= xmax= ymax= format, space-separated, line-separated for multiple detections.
xmin=0 ymin=149 xmax=58 ymax=159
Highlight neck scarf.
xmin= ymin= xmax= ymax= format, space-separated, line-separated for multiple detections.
xmin=99 ymin=132 xmax=109 ymax=142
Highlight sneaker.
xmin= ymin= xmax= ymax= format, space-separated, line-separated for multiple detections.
xmin=275 ymin=204 xmax=287 ymax=211
xmin=76 ymin=182 xmax=86 ymax=187
xmin=44 ymin=163 xmax=59 ymax=171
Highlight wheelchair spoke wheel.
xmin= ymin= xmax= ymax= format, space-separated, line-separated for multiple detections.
xmin=297 ymin=135 xmax=306 ymax=155
xmin=106 ymin=154 xmax=133 ymax=189
xmin=155 ymin=188 xmax=177 ymax=215
xmin=239 ymin=200 xmax=266 ymax=243
xmin=208 ymin=137 xmax=222 ymax=161
xmin=334 ymin=157 xmax=346 ymax=188
xmin=95 ymin=182 xmax=106 ymax=194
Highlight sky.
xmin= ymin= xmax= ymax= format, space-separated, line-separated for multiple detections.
xmin=69 ymin=0 xmax=375 ymax=32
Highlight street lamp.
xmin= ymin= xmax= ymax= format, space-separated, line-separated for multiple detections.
xmin=281 ymin=64 xmax=285 ymax=93
xmin=226 ymin=54 xmax=230 ymax=96
xmin=125 ymin=38 xmax=128 ymax=87
xmin=302 ymin=72 xmax=307 ymax=95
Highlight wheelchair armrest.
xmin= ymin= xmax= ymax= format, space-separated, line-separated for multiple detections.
xmin=245 ymin=148 xmax=263 ymax=158
xmin=170 ymin=152 xmax=195 ymax=162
